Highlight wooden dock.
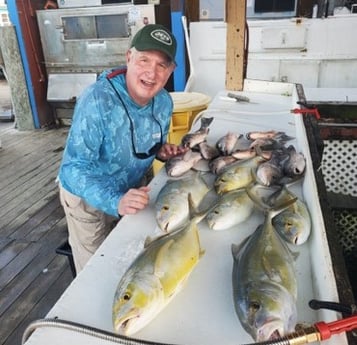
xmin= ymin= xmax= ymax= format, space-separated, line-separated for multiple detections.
xmin=0 ymin=121 xmax=73 ymax=345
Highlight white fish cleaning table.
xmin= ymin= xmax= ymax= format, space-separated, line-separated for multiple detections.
xmin=23 ymin=80 xmax=352 ymax=345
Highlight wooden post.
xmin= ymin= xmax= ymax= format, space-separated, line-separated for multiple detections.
xmin=225 ymin=0 xmax=246 ymax=91
xmin=0 ymin=25 xmax=34 ymax=130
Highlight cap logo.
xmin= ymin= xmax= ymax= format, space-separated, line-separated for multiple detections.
xmin=150 ymin=29 xmax=172 ymax=46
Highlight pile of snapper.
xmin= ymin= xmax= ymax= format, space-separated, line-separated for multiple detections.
xmin=112 ymin=116 xmax=312 ymax=342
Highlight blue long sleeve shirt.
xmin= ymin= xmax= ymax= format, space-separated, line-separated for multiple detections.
xmin=58 ymin=68 xmax=173 ymax=217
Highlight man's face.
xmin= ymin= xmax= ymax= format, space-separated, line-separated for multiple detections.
xmin=125 ymin=49 xmax=175 ymax=106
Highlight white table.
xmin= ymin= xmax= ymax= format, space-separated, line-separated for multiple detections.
xmin=23 ymin=80 xmax=348 ymax=345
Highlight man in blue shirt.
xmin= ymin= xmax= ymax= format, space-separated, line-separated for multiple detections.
xmin=58 ymin=24 xmax=186 ymax=273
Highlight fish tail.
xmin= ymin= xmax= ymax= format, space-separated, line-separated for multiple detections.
xmin=200 ymin=117 xmax=214 ymax=129
xmin=246 ymin=182 xmax=297 ymax=217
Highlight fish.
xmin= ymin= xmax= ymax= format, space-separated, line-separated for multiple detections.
xmin=165 ymin=149 xmax=203 ymax=177
xmin=249 ymin=137 xmax=291 ymax=151
xmin=214 ymin=156 xmax=265 ymax=194
xmin=231 ymin=200 xmax=298 ymax=342
xmin=246 ymin=130 xmax=293 ymax=142
xmin=265 ymin=185 xmax=311 ymax=245
xmin=231 ymin=148 xmax=273 ymax=161
xmin=181 ymin=117 xmax=214 ymax=148
xmin=112 ymin=195 xmax=206 ymax=336
xmin=155 ymin=173 xmax=210 ymax=232
xmin=205 ymin=188 xmax=255 ymax=231
xmin=256 ymin=150 xmax=286 ymax=186
xmin=198 ymin=141 xmax=220 ymax=160
xmin=282 ymin=145 xmax=306 ymax=178
xmin=209 ymin=155 xmax=238 ymax=175
xmin=216 ymin=132 xmax=241 ymax=155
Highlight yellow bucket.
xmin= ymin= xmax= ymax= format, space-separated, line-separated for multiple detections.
xmin=153 ymin=92 xmax=211 ymax=175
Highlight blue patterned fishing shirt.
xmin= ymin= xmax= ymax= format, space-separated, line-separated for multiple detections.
xmin=58 ymin=68 xmax=173 ymax=217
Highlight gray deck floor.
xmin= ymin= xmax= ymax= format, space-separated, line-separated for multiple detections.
xmin=0 ymin=119 xmax=73 ymax=345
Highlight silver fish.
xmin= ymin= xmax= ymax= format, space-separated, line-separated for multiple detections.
xmin=113 ymin=195 xmax=206 ymax=335
xmin=206 ymin=188 xmax=254 ymax=231
xmin=231 ymin=148 xmax=273 ymax=161
xmin=282 ymin=145 xmax=306 ymax=178
xmin=256 ymin=151 xmax=285 ymax=186
xmin=209 ymin=155 xmax=238 ymax=175
xmin=165 ymin=149 xmax=203 ymax=177
xmin=155 ymin=173 xmax=210 ymax=232
xmin=181 ymin=117 xmax=214 ymax=148
xmin=216 ymin=132 xmax=241 ymax=155
xmin=215 ymin=156 xmax=265 ymax=194
xmin=198 ymin=141 xmax=220 ymax=160
xmin=249 ymin=138 xmax=290 ymax=151
xmin=246 ymin=130 xmax=293 ymax=142
xmin=266 ymin=185 xmax=311 ymax=245
xmin=231 ymin=202 xmax=298 ymax=342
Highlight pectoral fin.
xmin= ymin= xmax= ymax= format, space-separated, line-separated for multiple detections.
xmin=154 ymin=239 xmax=175 ymax=278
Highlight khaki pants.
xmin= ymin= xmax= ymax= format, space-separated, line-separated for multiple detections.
xmin=59 ymin=185 xmax=118 ymax=274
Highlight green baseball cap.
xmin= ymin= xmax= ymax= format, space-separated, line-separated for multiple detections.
xmin=130 ymin=24 xmax=177 ymax=64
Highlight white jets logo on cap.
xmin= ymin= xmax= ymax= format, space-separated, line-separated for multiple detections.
xmin=151 ymin=29 xmax=172 ymax=46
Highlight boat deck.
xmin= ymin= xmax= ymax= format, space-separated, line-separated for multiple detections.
xmin=0 ymin=121 xmax=73 ymax=345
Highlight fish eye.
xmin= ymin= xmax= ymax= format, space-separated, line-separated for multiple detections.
xmin=163 ymin=206 xmax=169 ymax=211
xmin=249 ymin=301 xmax=261 ymax=312
xmin=286 ymin=221 xmax=292 ymax=227
xmin=122 ymin=292 xmax=131 ymax=301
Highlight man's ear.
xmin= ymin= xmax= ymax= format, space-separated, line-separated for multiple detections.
xmin=126 ymin=49 xmax=132 ymax=64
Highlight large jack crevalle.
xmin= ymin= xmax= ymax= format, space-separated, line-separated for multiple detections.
xmin=231 ymin=199 xmax=298 ymax=342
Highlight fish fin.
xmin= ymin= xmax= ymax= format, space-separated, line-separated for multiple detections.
xmin=144 ymin=236 xmax=154 ymax=247
xmin=154 ymin=239 xmax=175 ymax=278
xmin=144 ymin=234 xmax=165 ymax=247
xmin=290 ymin=248 xmax=300 ymax=261
xmin=231 ymin=236 xmax=251 ymax=259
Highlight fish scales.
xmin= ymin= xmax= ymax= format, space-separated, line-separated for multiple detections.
xmin=206 ymin=188 xmax=254 ymax=231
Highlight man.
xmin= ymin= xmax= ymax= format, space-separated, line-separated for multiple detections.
xmin=58 ymin=24 xmax=186 ymax=274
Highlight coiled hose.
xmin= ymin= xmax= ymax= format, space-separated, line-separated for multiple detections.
xmin=22 ymin=318 xmax=320 ymax=345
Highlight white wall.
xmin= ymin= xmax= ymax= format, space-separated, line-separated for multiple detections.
xmin=189 ymin=15 xmax=357 ymax=97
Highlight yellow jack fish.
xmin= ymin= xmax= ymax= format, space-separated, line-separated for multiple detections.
xmin=112 ymin=196 xmax=205 ymax=335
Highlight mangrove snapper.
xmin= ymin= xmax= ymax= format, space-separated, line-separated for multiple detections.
xmin=216 ymin=132 xmax=241 ymax=155
xmin=181 ymin=117 xmax=214 ymax=149
xmin=165 ymin=150 xmax=203 ymax=177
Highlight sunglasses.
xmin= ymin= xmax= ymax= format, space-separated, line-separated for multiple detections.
xmin=126 ymin=109 xmax=163 ymax=159
xmin=107 ymin=76 xmax=163 ymax=160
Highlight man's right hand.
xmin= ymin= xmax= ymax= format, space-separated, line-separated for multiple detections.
xmin=118 ymin=186 xmax=151 ymax=216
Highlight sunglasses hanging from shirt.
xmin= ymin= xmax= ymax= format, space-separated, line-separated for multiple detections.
xmin=106 ymin=77 xmax=163 ymax=159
